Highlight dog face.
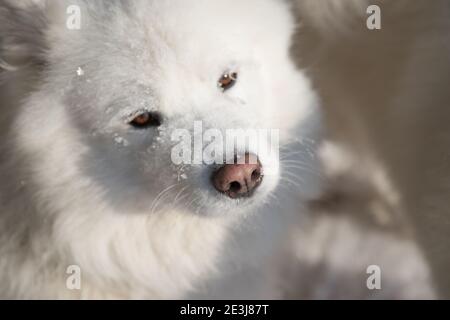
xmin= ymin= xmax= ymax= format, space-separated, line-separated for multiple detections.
xmin=7 ymin=0 xmax=316 ymax=218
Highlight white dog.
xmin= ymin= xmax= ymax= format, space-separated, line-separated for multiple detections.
xmin=0 ymin=0 xmax=318 ymax=298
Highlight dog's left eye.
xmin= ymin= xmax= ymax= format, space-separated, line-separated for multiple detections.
xmin=129 ymin=111 xmax=162 ymax=128
xmin=218 ymin=72 xmax=238 ymax=91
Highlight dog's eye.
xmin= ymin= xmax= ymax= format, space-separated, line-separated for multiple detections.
xmin=129 ymin=111 xmax=162 ymax=128
xmin=218 ymin=72 xmax=238 ymax=91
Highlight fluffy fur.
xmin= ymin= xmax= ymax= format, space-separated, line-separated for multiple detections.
xmin=0 ymin=0 xmax=318 ymax=298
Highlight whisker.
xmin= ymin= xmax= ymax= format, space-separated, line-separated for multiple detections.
xmin=150 ymin=183 xmax=181 ymax=214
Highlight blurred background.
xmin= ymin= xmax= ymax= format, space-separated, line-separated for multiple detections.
xmin=281 ymin=0 xmax=450 ymax=299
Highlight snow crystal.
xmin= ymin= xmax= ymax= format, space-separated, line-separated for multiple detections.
xmin=114 ymin=135 xmax=129 ymax=147
xmin=76 ymin=67 xmax=84 ymax=76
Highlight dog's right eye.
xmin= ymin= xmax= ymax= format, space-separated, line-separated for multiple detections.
xmin=129 ymin=111 xmax=162 ymax=128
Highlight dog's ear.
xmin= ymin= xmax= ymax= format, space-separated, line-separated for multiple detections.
xmin=0 ymin=0 xmax=49 ymax=69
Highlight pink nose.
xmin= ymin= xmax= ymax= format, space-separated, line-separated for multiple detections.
xmin=211 ymin=153 xmax=263 ymax=199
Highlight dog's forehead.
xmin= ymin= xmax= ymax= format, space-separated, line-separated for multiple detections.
xmin=62 ymin=2 xmax=264 ymax=84
xmin=50 ymin=0 xmax=293 ymax=77
xmin=77 ymin=0 xmax=283 ymax=52
xmin=120 ymin=2 xmax=262 ymax=55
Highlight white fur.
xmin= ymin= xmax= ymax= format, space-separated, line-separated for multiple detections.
xmin=0 ymin=0 xmax=318 ymax=298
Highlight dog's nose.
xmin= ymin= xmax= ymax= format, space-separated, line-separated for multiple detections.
xmin=211 ymin=153 xmax=263 ymax=199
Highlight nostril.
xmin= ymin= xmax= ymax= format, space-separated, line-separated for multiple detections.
xmin=251 ymin=169 xmax=261 ymax=182
xmin=229 ymin=181 xmax=241 ymax=193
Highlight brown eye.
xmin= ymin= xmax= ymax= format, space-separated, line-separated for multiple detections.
xmin=218 ymin=72 xmax=238 ymax=91
xmin=130 ymin=111 xmax=162 ymax=128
